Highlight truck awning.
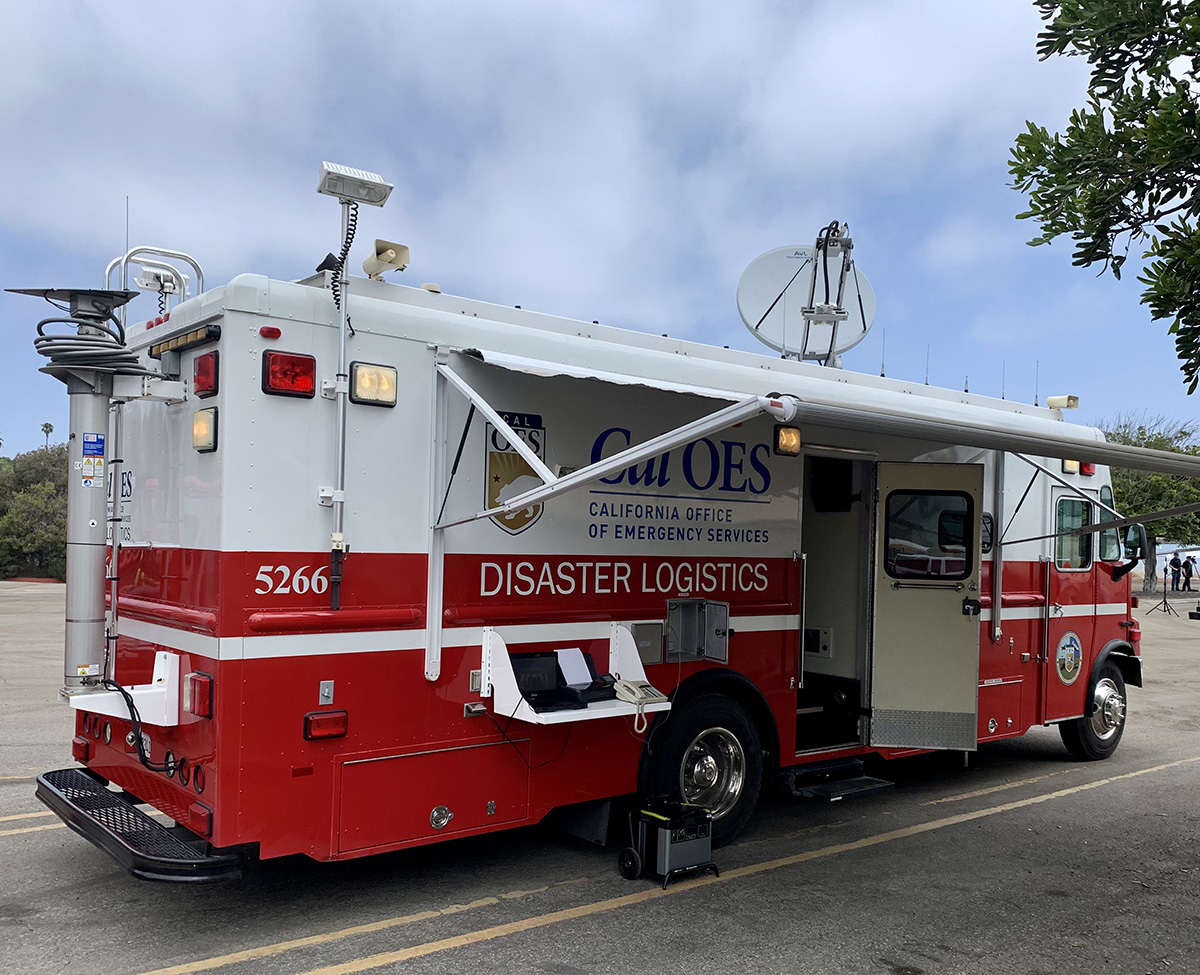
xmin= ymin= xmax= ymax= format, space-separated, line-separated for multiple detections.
xmin=465 ymin=348 xmax=1200 ymax=480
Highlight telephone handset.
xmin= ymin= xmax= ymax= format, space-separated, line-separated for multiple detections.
xmin=614 ymin=679 xmax=667 ymax=733
xmin=614 ymin=679 xmax=667 ymax=706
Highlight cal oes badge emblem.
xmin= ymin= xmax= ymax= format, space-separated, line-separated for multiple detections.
xmin=1055 ymin=630 xmax=1083 ymax=685
xmin=486 ymin=412 xmax=546 ymax=535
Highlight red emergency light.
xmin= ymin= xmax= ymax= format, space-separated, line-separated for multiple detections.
xmin=1080 ymin=462 xmax=1096 ymax=476
xmin=304 ymin=710 xmax=348 ymax=740
xmin=262 ymin=351 xmax=316 ymax=398
xmin=193 ymin=352 xmax=219 ymax=398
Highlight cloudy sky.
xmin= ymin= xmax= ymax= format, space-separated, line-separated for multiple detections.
xmin=0 ymin=1 xmax=1191 ymax=456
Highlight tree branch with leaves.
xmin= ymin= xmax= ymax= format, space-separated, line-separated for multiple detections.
xmin=1011 ymin=0 xmax=1200 ymax=391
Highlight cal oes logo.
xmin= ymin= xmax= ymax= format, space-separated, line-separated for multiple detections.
xmin=486 ymin=413 xmax=546 ymax=535
xmin=1055 ymin=631 xmax=1084 ymax=685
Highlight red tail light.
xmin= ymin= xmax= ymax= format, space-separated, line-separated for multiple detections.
xmin=194 ymin=351 xmax=219 ymax=398
xmin=72 ymin=736 xmax=91 ymax=763
xmin=184 ymin=672 xmax=213 ymax=718
xmin=1080 ymin=462 xmax=1096 ymax=476
xmin=187 ymin=801 xmax=213 ymax=837
xmin=262 ymin=351 xmax=316 ymax=397
xmin=304 ymin=710 xmax=348 ymax=740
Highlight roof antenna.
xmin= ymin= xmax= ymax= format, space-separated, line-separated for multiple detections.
xmin=1002 ymin=360 xmax=1006 ymax=400
xmin=964 ymin=375 xmax=969 ymax=393
xmin=924 ymin=344 xmax=930 ymax=385
xmin=879 ymin=327 xmax=886 ymax=377
xmin=1034 ymin=360 xmax=1040 ymax=407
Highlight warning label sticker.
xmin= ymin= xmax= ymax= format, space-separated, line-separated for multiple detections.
xmin=82 ymin=433 xmax=105 ymax=488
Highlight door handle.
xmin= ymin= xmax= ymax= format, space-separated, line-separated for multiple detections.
xmin=891 ymin=581 xmax=965 ymax=591
xmin=962 ymin=598 xmax=982 ymax=617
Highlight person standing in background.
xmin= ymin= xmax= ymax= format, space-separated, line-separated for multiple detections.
xmin=1170 ymin=552 xmax=1183 ymax=591
xmin=1184 ymin=556 xmax=1195 ymax=593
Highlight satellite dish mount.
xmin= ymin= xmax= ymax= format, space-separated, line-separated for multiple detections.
xmin=736 ymin=221 xmax=876 ymax=366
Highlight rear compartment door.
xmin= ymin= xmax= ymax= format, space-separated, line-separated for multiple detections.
xmin=869 ymin=463 xmax=983 ymax=750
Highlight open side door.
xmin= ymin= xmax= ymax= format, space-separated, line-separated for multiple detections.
xmin=869 ymin=462 xmax=983 ymax=750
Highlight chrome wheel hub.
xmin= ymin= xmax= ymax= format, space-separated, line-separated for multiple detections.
xmin=1090 ymin=678 xmax=1126 ymax=740
xmin=680 ymin=727 xmax=745 ymax=819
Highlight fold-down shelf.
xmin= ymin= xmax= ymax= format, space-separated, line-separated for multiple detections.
xmin=481 ymin=624 xmax=672 ymax=726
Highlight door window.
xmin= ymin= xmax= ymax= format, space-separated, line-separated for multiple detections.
xmin=1055 ymin=497 xmax=1092 ymax=570
xmin=884 ymin=491 xmax=973 ymax=580
xmin=1098 ymin=485 xmax=1121 ymax=562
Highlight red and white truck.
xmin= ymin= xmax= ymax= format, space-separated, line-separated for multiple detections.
xmin=15 ymin=176 xmax=1199 ymax=881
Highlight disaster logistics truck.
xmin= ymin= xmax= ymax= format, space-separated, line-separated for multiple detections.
xmin=14 ymin=167 xmax=1200 ymax=882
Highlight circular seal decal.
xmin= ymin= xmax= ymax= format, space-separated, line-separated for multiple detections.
xmin=1055 ymin=631 xmax=1084 ymax=685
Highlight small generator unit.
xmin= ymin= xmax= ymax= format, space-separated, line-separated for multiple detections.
xmin=618 ymin=798 xmax=719 ymax=889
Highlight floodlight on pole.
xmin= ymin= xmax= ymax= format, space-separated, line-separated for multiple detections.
xmin=316 ymin=162 xmax=393 ymax=206
xmin=316 ymin=161 xmax=392 ymax=613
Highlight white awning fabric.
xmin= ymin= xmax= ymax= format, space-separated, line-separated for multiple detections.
xmin=467 ymin=348 xmax=1200 ymax=479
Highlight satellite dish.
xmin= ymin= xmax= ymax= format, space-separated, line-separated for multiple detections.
xmin=736 ymin=235 xmax=876 ymax=362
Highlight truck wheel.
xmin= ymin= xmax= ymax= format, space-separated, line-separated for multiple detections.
xmin=1059 ymin=663 xmax=1127 ymax=761
xmin=648 ymin=694 xmax=762 ymax=847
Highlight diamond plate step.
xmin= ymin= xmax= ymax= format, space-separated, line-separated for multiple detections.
xmin=36 ymin=768 xmax=240 ymax=883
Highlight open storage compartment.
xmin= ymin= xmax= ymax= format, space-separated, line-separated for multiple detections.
xmin=481 ymin=624 xmax=672 ymax=725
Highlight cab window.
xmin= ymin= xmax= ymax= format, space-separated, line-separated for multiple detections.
xmin=1055 ymin=497 xmax=1092 ymax=570
xmin=884 ymin=491 xmax=973 ymax=580
xmin=1098 ymin=485 xmax=1121 ymax=562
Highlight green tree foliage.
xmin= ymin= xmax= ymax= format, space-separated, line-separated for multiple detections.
xmin=1102 ymin=413 xmax=1200 ymax=590
xmin=0 ymin=444 xmax=69 ymax=580
xmin=1010 ymin=1 xmax=1200 ymax=392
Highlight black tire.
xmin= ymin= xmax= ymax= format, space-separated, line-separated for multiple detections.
xmin=617 ymin=846 xmax=642 ymax=880
xmin=647 ymin=694 xmax=763 ymax=847
xmin=1059 ymin=663 xmax=1127 ymax=761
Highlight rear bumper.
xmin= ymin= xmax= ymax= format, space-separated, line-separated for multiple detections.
xmin=36 ymin=768 xmax=241 ymax=883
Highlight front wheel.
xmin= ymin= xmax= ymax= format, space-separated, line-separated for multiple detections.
xmin=647 ymin=694 xmax=763 ymax=847
xmin=1059 ymin=663 xmax=1127 ymax=761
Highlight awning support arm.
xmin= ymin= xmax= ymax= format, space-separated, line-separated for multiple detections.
xmin=434 ymin=387 xmax=799 ymax=531
xmin=436 ymin=363 xmax=557 ymax=484
xmin=1001 ymin=468 xmax=1039 ymax=543
xmin=1003 ymin=501 xmax=1200 ymax=547
xmin=1012 ymin=453 xmax=1122 ymax=519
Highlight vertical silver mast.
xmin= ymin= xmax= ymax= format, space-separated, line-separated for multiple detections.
xmin=315 ymin=162 xmax=394 ymax=612
xmin=64 ymin=372 xmax=112 ymax=692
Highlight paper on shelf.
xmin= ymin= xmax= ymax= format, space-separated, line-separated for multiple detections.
xmin=555 ymin=647 xmax=591 ymax=685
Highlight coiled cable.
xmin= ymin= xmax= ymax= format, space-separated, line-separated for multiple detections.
xmin=330 ymin=200 xmax=360 ymax=311
xmin=34 ymin=316 xmax=158 ymax=378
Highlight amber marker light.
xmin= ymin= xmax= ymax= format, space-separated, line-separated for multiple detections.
xmin=193 ymin=408 xmax=218 ymax=453
xmin=774 ymin=425 xmax=802 ymax=456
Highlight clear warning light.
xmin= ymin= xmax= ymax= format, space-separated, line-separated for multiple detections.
xmin=350 ymin=361 xmax=398 ymax=407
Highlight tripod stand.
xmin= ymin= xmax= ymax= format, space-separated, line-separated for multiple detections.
xmin=1147 ymin=565 xmax=1179 ymax=616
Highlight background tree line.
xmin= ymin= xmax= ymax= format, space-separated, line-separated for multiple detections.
xmin=0 ymin=443 xmax=68 ymax=580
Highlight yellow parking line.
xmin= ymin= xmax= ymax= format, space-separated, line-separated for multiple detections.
xmin=302 ymin=756 xmax=1200 ymax=975
xmin=0 ymin=823 xmax=65 ymax=837
xmin=137 ymin=882 xmax=586 ymax=975
xmin=0 ymin=811 xmax=55 ymax=823
xmin=922 ymin=767 xmax=1078 ymax=805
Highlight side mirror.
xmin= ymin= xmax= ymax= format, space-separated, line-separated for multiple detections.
xmin=1123 ymin=524 xmax=1148 ymax=561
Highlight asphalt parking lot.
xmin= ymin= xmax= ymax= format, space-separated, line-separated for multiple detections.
xmin=2 ymin=580 xmax=1197 ymax=975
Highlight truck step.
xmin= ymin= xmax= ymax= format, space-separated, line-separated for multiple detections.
xmin=791 ymin=775 xmax=895 ymax=802
xmin=36 ymin=768 xmax=240 ymax=883
xmin=780 ymin=757 xmax=866 ymax=797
